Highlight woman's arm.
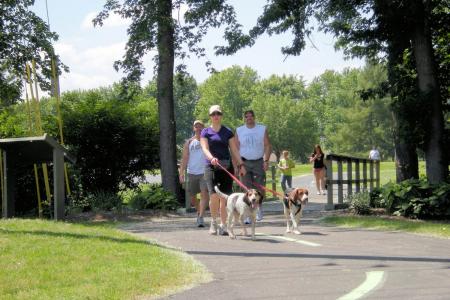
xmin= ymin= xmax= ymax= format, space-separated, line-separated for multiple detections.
xmin=200 ymin=137 xmax=217 ymax=165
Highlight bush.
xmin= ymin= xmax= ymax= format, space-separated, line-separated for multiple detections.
xmin=381 ymin=179 xmax=450 ymax=219
xmin=369 ymin=188 xmax=385 ymax=208
xmin=346 ymin=191 xmax=371 ymax=215
xmin=58 ymin=87 xmax=160 ymax=194
xmin=86 ymin=190 xmax=123 ymax=212
xmin=129 ymin=184 xmax=180 ymax=211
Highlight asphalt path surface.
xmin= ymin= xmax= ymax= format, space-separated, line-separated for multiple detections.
xmin=124 ymin=174 xmax=450 ymax=300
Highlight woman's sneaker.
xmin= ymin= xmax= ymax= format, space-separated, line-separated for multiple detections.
xmin=218 ymin=224 xmax=229 ymax=236
xmin=209 ymin=221 xmax=218 ymax=235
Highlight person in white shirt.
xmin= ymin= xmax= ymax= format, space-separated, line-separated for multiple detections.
xmin=179 ymin=120 xmax=209 ymax=227
xmin=236 ymin=110 xmax=272 ymax=221
xmin=369 ymin=146 xmax=381 ymax=161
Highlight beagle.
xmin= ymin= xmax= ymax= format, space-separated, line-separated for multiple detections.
xmin=282 ymin=188 xmax=309 ymax=235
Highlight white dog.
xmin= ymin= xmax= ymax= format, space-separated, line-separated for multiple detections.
xmin=281 ymin=188 xmax=309 ymax=235
xmin=214 ymin=186 xmax=263 ymax=240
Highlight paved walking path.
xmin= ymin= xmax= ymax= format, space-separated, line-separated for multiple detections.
xmin=122 ymin=175 xmax=450 ymax=299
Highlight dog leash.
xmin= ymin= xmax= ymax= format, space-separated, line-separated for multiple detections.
xmin=250 ymin=181 xmax=284 ymax=198
xmin=216 ymin=161 xmax=249 ymax=192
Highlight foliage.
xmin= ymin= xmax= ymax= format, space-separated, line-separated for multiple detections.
xmin=145 ymin=73 xmax=200 ymax=145
xmin=85 ymin=190 xmax=123 ymax=212
xmin=59 ymin=87 xmax=160 ymax=194
xmin=196 ymin=65 xmax=258 ymax=129
xmin=0 ymin=219 xmax=209 ymax=299
xmin=381 ymin=179 xmax=450 ymax=219
xmin=345 ymin=191 xmax=371 ymax=215
xmin=128 ymin=184 xmax=180 ymax=211
xmin=0 ymin=0 xmax=67 ymax=106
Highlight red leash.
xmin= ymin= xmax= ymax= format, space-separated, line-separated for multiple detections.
xmin=216 ymin=161 xmax=249 ymax=192
xmin=250 ymin=181 xmax=284 ymax=198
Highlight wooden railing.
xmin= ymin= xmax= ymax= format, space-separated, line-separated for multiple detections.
xmin=325 ymin=154 xmax=380 ymax=210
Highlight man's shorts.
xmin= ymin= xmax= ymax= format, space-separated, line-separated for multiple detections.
xmin=187 ymin=173 xmax=207 ymax=195
xmin=241 ymin=158 xmax=266 ymax=192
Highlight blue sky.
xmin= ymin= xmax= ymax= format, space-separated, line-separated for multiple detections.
xmin=32 ymin=0 xmax=364 ymax=92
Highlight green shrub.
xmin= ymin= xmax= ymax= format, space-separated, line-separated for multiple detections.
xmin=129 ymin=184 xmax=180 ymax=211
xmin=86 ymin=190 xmax=123 ymax=212
xmin=369 ymin=188 xmax=385 ymax=208
xmin=381 ymin=179 xmax=450 ymax=219
xmin=346 ymin=191 xmax=371 ymax=215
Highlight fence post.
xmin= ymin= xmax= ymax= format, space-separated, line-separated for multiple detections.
xmin=363 ymin=161 xmax=368 ymax=190
xmin=355 ymin=159 xmax=360 ymax=193
xmin=326 ymin=159 xmax=334 ymax=210
xmin=347 ymin=159 xmax=353 ymax=196
xmin=369 ymin=160 xmax=374 ymax=192
xmin=337 ymin=159 xmax=343 ymax=204
xmin=376 ymin=161 xmax=380 ymax=188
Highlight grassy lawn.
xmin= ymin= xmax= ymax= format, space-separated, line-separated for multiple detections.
xmin=0 ymin=219 xmax=210 ymax=300
xmin=321 ymin=215 xmax=450 ymax=239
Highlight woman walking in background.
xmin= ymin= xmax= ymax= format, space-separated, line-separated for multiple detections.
xmin=310 ymin=144 xmax=326 ymax=195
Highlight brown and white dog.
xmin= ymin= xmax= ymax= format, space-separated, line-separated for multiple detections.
xmin=281 ymin=188 xmax=309 ymax=235
xmin=214 ymin=186 xmax=263 ymax=240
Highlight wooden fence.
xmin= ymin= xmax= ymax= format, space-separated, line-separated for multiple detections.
xmin=325 ymin=154 xmax=380 ymax=210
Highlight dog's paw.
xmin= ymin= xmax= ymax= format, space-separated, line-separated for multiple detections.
xmin=285 ymin=228 xmax=292 ymax=233
xmin=229 ymin=234 xmax=236 ymax=239
xmin=293 ymin=230 xmax=301 ymax=235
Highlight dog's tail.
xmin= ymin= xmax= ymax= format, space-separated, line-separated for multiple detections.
xmin=214 ymin=185 xmax=228 ymax=200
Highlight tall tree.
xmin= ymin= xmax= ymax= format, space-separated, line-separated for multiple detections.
xmin=216 ymin=0 xmax=448 ymax=183
xmin=0 ymin=0 xmax=66 ymax=107
xmin=94 ymin=0 xmax=241 ymax=196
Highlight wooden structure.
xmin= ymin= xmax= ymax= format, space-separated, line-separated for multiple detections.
xmin=0 ymin=134 xmax=75 ymax=220
xmin=325 ymin=154 xmax=380 ymax=210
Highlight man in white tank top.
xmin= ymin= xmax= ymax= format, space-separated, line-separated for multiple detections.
xmin=236 ymin=110 xmax=272 ymax=221
xmin=179 ymin=120 xmax=209 ymax=227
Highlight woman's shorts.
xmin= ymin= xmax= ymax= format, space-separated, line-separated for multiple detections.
xmin=314 ymin=167 xmax=325 ymax=173
xmin=187 ymin=173 xmax=207 ymax=195
xmin=204 ymin=162 xmax=234 ymax=196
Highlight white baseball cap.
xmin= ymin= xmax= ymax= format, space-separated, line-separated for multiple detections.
xmin=209 ymin=105 xmax=222 ymax=115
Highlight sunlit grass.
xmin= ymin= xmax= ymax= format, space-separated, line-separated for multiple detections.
xmin=321 ymin=215 xmax=450 ymax=238
xmin=0 ymin=219 xmax=210 ymax=299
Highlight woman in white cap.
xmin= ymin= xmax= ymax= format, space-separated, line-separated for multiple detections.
xmin=200 ymin=105 xmax=246 ymax=236
xmin=179 ymin=120 xmax=209 ymax=227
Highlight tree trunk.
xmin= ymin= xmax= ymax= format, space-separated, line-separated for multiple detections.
xmin=411 ymin=0 xmax=447 ymax=183
xmin=392 ymin=111 xmax=419 ymax=182
xmin=156 ymin=0 xmax=180 ymax=197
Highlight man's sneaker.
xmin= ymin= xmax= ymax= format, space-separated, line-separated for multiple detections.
xmin=317 ymin=191 xmax=321 ymax=195
xmin=321 ymin=191 xmax=327 ymax=195
xmin=256 ymin=208 xmax=263 ymax=221
xmin=218 ymin=224 xmax=229 ymax=236
xmin=244 ymin=217 xmax=251 ymax=225
xmin=209 ymin=221 xmax=217 ymax=235
xmin=197 ymin=216 xmax=205 ymax=227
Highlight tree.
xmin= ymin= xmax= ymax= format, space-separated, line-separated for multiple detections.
xmin=0 ymin=0 xmax=66 ymax=106
xmin=94 ymin=0 xmax=242 ymax=197
xmin=195 ymin=66 xmax=258 ymax=128
xmin=216 ymin=0 xmax=448 ymax=183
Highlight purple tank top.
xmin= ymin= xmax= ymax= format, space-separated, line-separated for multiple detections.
xmin=201 ymin=126 xmax=234 ymax=165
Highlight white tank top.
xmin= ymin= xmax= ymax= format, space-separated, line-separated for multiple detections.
xmin=236 ymin=124 xmax=266 ymax=160
xmin=187 ymin=138 xmax=205 ymax=175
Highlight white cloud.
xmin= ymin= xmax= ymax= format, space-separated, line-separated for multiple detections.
xmin=81 ymin=11 xmax=131 ymax=29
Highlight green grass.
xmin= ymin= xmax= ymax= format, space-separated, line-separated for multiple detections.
xmin=0 ymin=219 xmax=210 ymax=300
xmin=321 ymin=215 xmax=450 ymax=239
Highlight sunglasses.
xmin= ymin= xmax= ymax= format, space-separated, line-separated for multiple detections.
xmin=210 ymin=112 xmax=223 ymax=116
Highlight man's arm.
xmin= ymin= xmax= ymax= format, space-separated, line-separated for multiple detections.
xmin=263 ymin=128 xmax=272 ymax=171
xmin=179 ymin=139 xmax=190 ymax=183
